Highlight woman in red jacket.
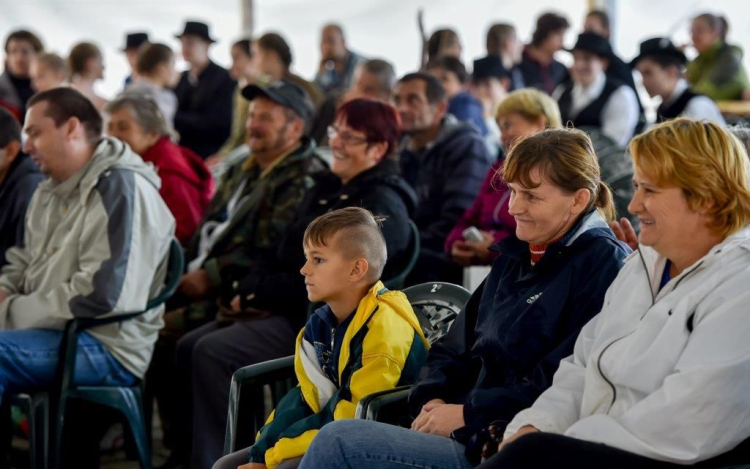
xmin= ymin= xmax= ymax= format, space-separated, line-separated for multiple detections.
xmin=106 ymin=93 xmax=214 ymax=244
xmin=445 ymin=89 xmax=562 ymax=266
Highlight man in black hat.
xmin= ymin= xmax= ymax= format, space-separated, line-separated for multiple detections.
xmin=554 ymin=32 xmax=640 ymax=147
xmin=173 ymin=20 xmax=235 ymax=158
xmin=121 ymin=31 xmax=149 ymax=88
xmin=150 ymin=78 xmax=325 ymax=469
xmin=632 ymin=37 xmax=725 ymax=126
xmin=470 ymin=55 xmax=511 ymax=155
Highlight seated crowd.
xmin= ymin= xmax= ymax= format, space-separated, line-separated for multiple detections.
xmin=0 ymin=7 xmax=750 ymax=469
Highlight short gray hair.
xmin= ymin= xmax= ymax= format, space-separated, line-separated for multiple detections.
xmin=360 ymin=59 xmax=396 ymax=95
xmin=728 ymin=124 xmax=750 ymax=159
xmin=106 ymin=92 xmax=174 ymax=138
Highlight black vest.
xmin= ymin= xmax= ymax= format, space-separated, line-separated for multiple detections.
xmin=558 ymin=77 xmax=623 ymax=128
xmin=657 ymin=88 xmax=701 ymax=122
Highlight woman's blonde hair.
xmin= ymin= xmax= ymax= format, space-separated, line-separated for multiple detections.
xmin=503 ymin=127 xmax=616 ymax=223
xmin=629 ymin=118 xmax=750 ymax=238
xmin=496 ymin=88 xmax=563 ymax=129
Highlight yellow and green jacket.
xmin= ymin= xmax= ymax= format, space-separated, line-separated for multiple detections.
xmin=248 ymin=282 xmax=430 ymax=468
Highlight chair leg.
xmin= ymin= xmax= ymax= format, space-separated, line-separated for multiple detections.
xmin=28 ymin=393 xmax=49 ymax=469
xmin=117 ymin=389 xmax=152 ymax=469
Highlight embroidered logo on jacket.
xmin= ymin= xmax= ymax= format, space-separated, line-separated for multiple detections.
xmin=526 ymin=292 xmax=544 ymax=304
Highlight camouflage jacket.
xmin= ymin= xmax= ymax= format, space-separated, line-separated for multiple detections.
xmin=186 ymin=136 xmax=326 ymax=290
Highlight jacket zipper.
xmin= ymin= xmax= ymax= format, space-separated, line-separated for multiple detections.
xmin=596 ymin=250 xmax=706 ymax=412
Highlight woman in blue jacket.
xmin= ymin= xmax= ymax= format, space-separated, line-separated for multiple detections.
xmin=297 ymin=127 xmax=631 ymax=469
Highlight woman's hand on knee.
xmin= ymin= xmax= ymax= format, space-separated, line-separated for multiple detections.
xmin=498 ymin=425 xmax=540 ymax=453
xmin=411 ymin=403 xmax=465 ymax=437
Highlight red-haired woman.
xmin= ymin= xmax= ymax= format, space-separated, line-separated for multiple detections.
xmin=175 ymin=98 xmax=418 ymax=469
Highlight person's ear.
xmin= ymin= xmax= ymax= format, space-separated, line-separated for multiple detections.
xmin=500 ymin=77 xmax=511 ymax=91
xmin=349 ymin=258 xmax=370 ymax=283
xmin=571 ymin=188 xmax=592 ymax=215
xmin=65 ymin=117 xmax=82 ymax=141
xmin=4 ymin=140 xmax=21 ymax=160
xmin=601 ymin=57 xmax=610 ymax=71
xmin=366 ymin=141 xmax=388 ymax=163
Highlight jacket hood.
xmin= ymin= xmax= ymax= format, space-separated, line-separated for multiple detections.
xmin=40 ymin=137 xmax=161 ymax=203
xmin=146 ymin=136 xmax=214 ymax=188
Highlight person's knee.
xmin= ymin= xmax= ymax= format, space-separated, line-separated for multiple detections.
xmin=492 ymin=432 xmax=551 ymax=467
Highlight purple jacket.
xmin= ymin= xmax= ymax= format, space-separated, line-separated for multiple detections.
xmin=444 ymin=161 xmax=516 ymax=257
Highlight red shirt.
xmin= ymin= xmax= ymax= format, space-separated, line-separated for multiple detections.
xmin=141 ymin=136 xmax=214 ymax=243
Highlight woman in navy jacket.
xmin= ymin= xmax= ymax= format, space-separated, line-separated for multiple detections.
xmin=297 ymin=127 xmax=631 ymax=469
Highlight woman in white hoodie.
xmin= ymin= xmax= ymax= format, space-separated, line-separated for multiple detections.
xmin=483 ymin=118 xmax=750 ymax=468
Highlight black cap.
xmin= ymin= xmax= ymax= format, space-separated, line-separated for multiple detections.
xmin=241 ymin=79 xmax=314 ymax=124
xmin=630 ymin=37 xmax=687 ymax=68
xmin=121 ymin=32 xmax=149 ymax=52
xmin=175 ymin=21 xmax=216 ymax=43
xmin=567 ymin=32 xmax=612 ymax=58
xmin=472 ymin=55 xmax=510 ymax=81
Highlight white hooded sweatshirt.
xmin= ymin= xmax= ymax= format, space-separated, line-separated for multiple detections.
xmin=506 ymin=226 xmax=750 ymax=464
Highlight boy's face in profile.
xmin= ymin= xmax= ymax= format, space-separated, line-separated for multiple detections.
xmin=301 ymin=233 xmax=356 ymax=303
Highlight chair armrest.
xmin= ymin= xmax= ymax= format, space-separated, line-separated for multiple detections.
xmin=355 ymin=386 xmax=411 ymax=424
xmin=223 ymin=356 xmax=296 ymax=455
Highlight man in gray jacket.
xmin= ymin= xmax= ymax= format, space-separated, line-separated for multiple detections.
xmin=0 ymin=88 xmax=175 ymax=402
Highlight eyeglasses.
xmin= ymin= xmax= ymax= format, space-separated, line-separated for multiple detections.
xmin=327 ymin=125 xmax=368 ymax=146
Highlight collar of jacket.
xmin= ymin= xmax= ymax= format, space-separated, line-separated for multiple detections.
xmin=39 ymin=137 xmax=160 ymax=206
xmin=294 ymin=281 xmax=429 ymax=412
xmin=491 ymin=209 xmax=611 ymax=261
xmin=635 ymin=225 xmax=750 ymax=302
xmin=240 ymin=136 xmax=316 ymax=175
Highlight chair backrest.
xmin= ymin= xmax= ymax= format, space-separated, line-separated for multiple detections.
xmin=146 ymin=238 xmax=184 ymax=310
xmin=402 ymin=282 xmax=471 ymax=345
xmin=383 ymin=220 xmax=420 ymax=291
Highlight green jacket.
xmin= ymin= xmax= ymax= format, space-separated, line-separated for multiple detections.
xmin=184 ymin=137 xmax=325 ymax=320
xmin=249 ymin=283 xmax=430 ymax=468
xmin=687 ymin=40 xmax=750 ymax=101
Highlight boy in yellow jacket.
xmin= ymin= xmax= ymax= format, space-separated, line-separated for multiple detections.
xmin=220 ymin=207 xmax=429 ymax=469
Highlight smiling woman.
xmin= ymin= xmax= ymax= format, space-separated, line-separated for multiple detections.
xmin=479 ymin=118 xmax=750 ymax=469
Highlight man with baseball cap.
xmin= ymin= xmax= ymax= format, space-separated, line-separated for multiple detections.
xmin=173 ymin=20 xmax=235 ymax=158
xmin=149 ymin=78 xmax=325 ymax=469
xmin=631 ymin=37 xmax=725 ymax=126
xmin=554 ymin=32 xmax=640 ymax=147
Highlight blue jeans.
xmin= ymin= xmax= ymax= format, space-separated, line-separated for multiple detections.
xmin=298 ymin=420 xmax=475 ymax=469
xmin=0 ymin=329 xmax=136 ymax=404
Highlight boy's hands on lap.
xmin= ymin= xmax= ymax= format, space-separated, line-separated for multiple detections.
xmin=238 ymin=463 xmax=267 ymax=469
xmin=411 ymin=399 xmax=465 ymax=437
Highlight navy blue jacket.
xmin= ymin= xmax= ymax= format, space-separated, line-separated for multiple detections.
xmin=408 ymin=210 xmax=630 ymax=454
xmin=448 ymin=92 xmax=488 ymax=136
xmin=0 ymin=154 xmax=43 ymax=268
xmin=400 ymin=115 xmax=492 ymax=253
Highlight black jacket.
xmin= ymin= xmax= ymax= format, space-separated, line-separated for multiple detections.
xmin=400 ymin=115 xmax=492 ymax=253
xmin=173 ymin=61 xmax=236 ymax=158
xmin=408 ymin=210 xmax=630 ymax=459
xmin=231 ymin=159 xmax=417 ymax=329
xmin=0 ymin=154 xmax=43 ymax=267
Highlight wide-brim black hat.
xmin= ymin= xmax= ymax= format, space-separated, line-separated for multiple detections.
xmin=242 ymin=79 xmax=314 ymax=124
xmin=175 ymin=21 xmax=216 ymax=43
xmin=630 ymin=37 xmax=687 ymax=68
xmin=121 ymin=32 xmax=149 ymax=52
xmin=472 ymin=55 xmax=510 ymax=81
xmin=567 ymin=32 xmax=612 ymax=58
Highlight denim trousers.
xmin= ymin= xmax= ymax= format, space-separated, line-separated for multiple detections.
xmin=298 ymin=419 xmax=475 ymax=469
xmin=0 ymin=328 xmax=136 ymax=403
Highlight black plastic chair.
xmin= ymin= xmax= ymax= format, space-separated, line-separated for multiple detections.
xmin=222 ymin=281 xmax=471 ymax=454
xmin=382 ymin=220 xmax=420 ymax=290
xmin=12 ymin=238 xmax=183 ymax=469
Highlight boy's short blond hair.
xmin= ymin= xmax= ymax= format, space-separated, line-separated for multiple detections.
xmin=303 ymin=207 xmax=388 ymax=281
xmin=629 ymin=118 xmax=750 ymax=238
